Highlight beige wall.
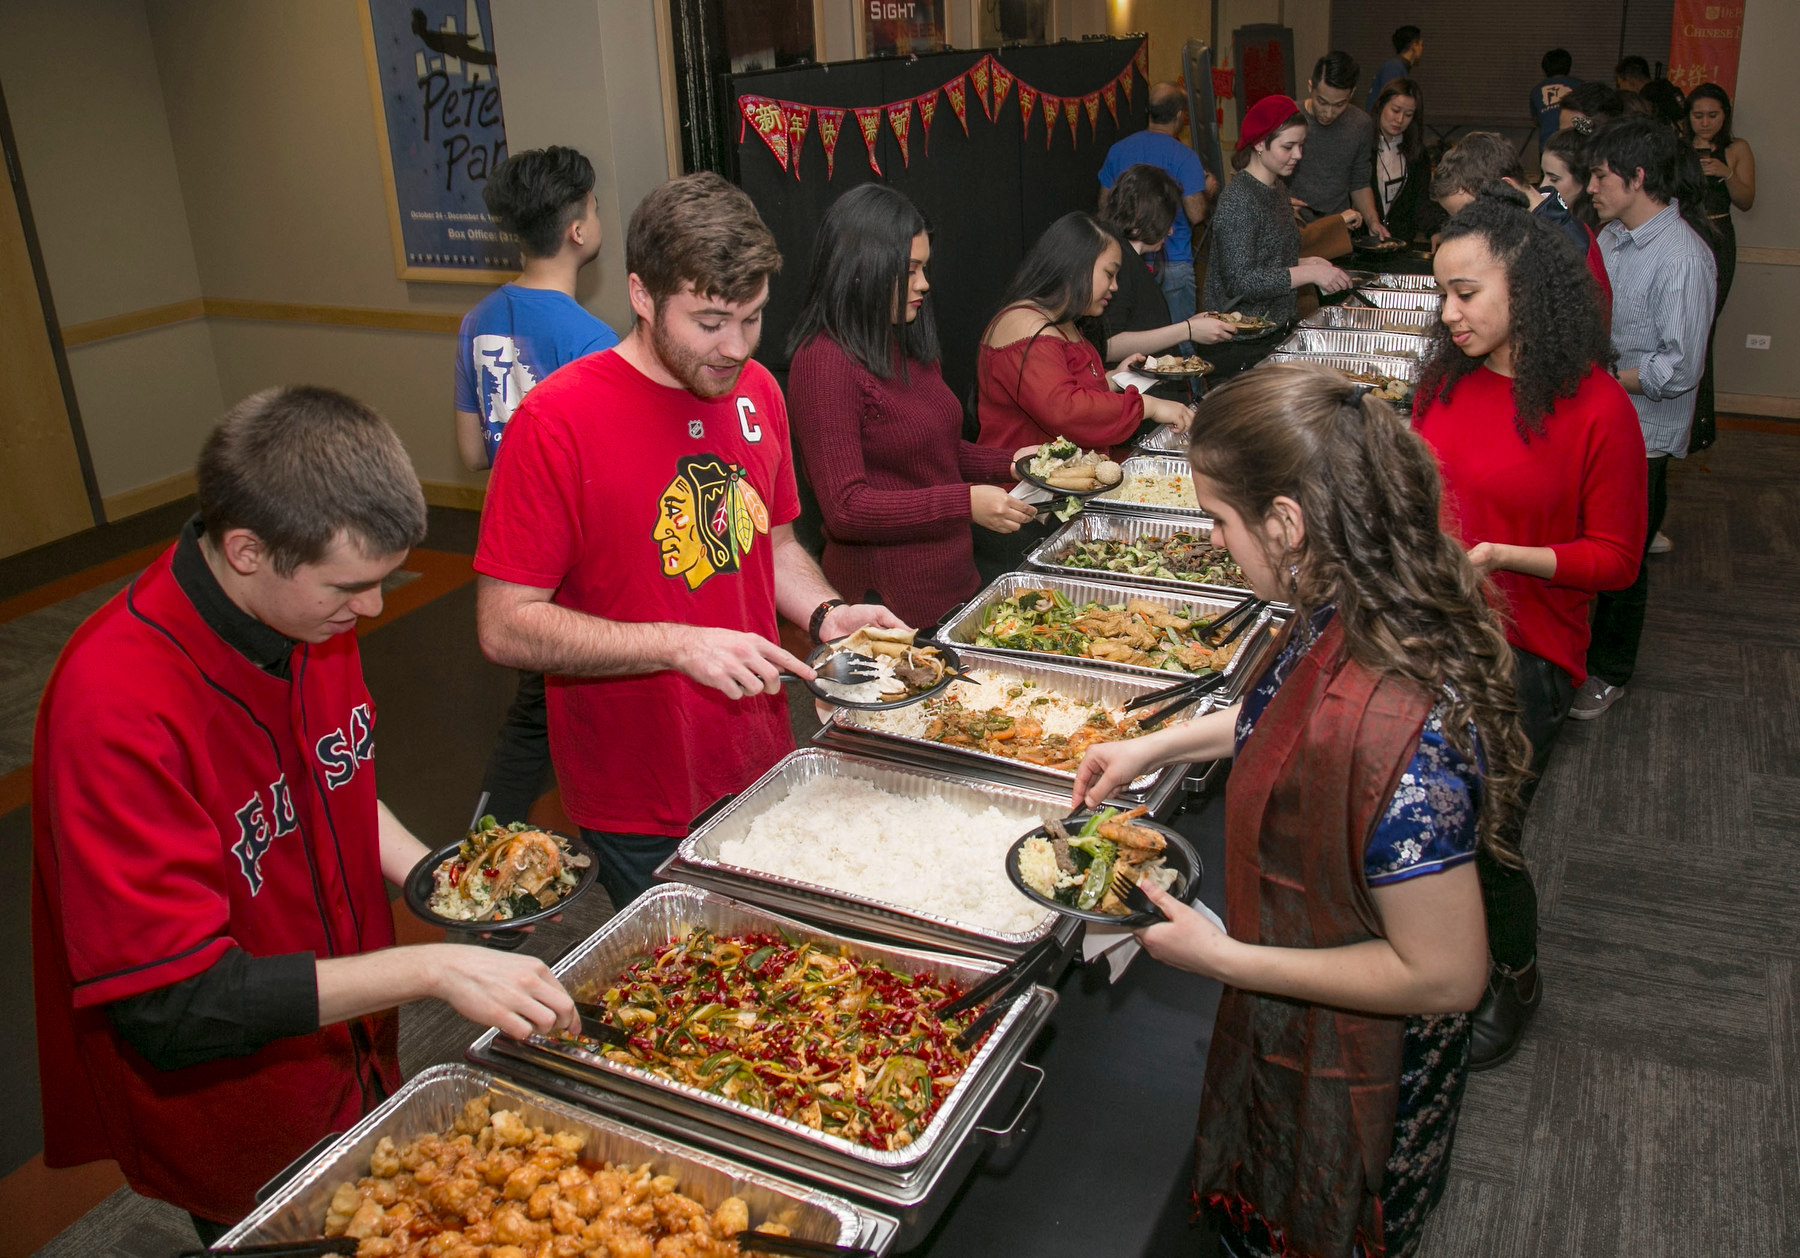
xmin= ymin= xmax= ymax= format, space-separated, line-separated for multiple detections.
xmin=1108 ymin=0 xmax=1214 ymax=83
xmin=1710 ymin=0 xmax=1800 ymax=410
xmin=0 ymin=0 xmax=225 ymax=502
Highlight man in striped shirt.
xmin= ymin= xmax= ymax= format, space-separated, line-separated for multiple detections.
xmin=1572 ymin=117 xmax=1716 ymax=720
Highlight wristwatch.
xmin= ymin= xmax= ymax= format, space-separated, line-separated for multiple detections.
xmin=809 ymin=598 xmax=846 ymax=643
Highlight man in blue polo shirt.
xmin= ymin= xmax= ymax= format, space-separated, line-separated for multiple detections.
xmin=1098 ymin=81 xmax=1215 ymax=328
xmin=454 ymin=145 xmax=620 ymax=828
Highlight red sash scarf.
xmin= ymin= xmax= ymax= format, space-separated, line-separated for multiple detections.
xmin=1195 ymin=617 xmax=1432 ymax=1257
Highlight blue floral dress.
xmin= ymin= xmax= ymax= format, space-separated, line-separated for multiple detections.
xmin=1220 ymin=612 xmax=1477 ymax=1258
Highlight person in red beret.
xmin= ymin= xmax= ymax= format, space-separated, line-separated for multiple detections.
xmin=1203 ymin=94 xmax=1352 ymax=327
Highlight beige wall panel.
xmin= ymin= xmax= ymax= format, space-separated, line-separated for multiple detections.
xmin=64 ymin=320 xmax=226 ymax=499
xmin=1108 ymin=1 xmax=1214 ymax=83
xmin=1713 ymin=266 xmax=1800 ymax=399
xmin=143 ymin=0 xmax=480 ymax=316
xmin=204 ymin=319 xmax=480 ymax=492
xmin=0 ymin=0 xmax=203 ymax=324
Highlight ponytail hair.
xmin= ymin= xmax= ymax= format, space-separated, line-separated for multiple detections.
xmin=1187 ymin=363 xmax=1532 ymax=862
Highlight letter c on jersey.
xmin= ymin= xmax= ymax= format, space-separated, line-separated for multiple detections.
xmin=737 ymin=397 xmax=762 ymax=443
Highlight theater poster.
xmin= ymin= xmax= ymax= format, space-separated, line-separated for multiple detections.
xmin=358 ymin=0 xmax=520 ymax=282
xmin=1668 ymin=0 xmax=1745 ymax=95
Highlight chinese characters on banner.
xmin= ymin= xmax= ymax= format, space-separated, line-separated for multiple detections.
xmin=1668 ymin=0 xmax=1745 ymax=94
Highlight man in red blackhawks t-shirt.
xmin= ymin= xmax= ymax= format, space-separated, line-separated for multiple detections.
xmin=475 ymin=173 xmax=903 ymax=905
xmin=31 ymin=388 xmax=577 ymax=1239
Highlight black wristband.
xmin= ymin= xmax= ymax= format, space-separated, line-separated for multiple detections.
xmin=809 ymin=598 xmax=846 ymax=643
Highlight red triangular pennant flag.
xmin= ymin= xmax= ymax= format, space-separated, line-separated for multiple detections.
xmin=783 ymin=102 xmax=811 ymax=181
xmin=1083 ymin=92 xmax=1100 ymax=132
xmin=1101 ymin=81 xmax=1119 ymax=125
xmin=739 ymin=95 xmax=788 ymax=171
xmin=1064 ymin=97 xmax=1080 ymax=145
xmin=970 ymin=56 xmax=993 ymax=120
xmin=945 ymin=74 xmax=971 ymax=136
xmin=1120 ymin=63 xmax=1135 ymax=101
xmin=854 ymin=106 xmax=884 ymax=175
xmin=990 ymin=61 xmax=1016 ymax=116
xmin=916 ymin=90 xmax=938 ymax=155
xmin=887 ymin=99 xmax=913 ymax=168
xmin=1135 ymin=40 xmax=1149 ymax=82
xmin=816 ymin=107 xmax=845 ymax=179
xmin=1016 ymin=81 xmax=1038 ymax=137
xmin=1041 ymin=93 xmax=1059 ymax=149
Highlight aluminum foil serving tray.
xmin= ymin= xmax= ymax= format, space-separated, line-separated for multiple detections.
xmin=1089 ymin=454 xmax=1205 ymax=519
xmin=1275 ymin=327 xmax=1428 ymax=359
xmin=1262 ymin=350 xmax=1421 ymax=384
xmin=214 ymin=1063 xmax=897 ymax=1254
xmin=1025 ymin=511 xmax=1250 ymax=598
xmin=662 ymin=747 xmax=1074 ymax=961
xmin=1360 ymin=271 xmax=1440 ymax=291
xmin=1354 ymin=287 xmax=1442 ymax=311
xmin=1305 ymin=303 xmax=1438 ymax=333
xmin=933 ymin=569 xmax=1278 ymax=691
xmin=472 ymin=884 xmax=1055 ymax=1187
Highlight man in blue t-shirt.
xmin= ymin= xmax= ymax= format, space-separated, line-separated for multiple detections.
xmin=1098 ymin=82 xmax=1215 ymax=329
xmin=1531 ymin=49 xmax=1581 ymax=152
xmin=454 ymin=146 xmax=620 ymax=826
xmin=454 ymin=147 xmax=620 ymax=471
xmin=1366 ymin=25 xmax=1423 ymax=111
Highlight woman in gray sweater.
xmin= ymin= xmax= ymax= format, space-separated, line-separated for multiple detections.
xmin=1204 ymin=94 xmax=1350 ymax=323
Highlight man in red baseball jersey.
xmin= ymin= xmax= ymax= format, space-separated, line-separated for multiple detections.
xmin=31 ymin=386 xmax=576 ymax=1241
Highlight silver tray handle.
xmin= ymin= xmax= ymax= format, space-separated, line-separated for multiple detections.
xmin=974 ymin=1060 xmax=1044 ymax=1148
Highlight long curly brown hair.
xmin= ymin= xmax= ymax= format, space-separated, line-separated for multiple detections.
xmin=1188 ymin=363 xmax=1531 ymax=862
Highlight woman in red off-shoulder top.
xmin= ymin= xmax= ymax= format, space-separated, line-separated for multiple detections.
xmin=788 ymin=185 xmax=1037 ymax=626
xmin=973 ymin=212 xmax=1196 ymax=576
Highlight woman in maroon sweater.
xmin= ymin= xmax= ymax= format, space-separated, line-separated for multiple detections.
xmin=787 ymin=185 xmax=1035 ymax=627
xmin=1414 ymin=184 xmax=1646 ymax=1071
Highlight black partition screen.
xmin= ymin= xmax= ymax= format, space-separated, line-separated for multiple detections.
xmin=728 ymin=39 xmax=1148 ymax=402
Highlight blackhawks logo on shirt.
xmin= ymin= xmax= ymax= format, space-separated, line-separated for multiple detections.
xmin=654 ymin=454 xmax=770 ymax=590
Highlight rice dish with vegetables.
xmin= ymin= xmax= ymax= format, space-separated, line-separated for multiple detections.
xmin=716 ymin=776 xmax=1049 ymax=934
xmin=1097 ymin=469 xmax=1196 ymax=510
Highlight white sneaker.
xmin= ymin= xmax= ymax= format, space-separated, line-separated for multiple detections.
xmin=1568 ymin=676 xmax=1625 ymax=720
xmin=1648 ymin=531 xmax=1672 ymax=554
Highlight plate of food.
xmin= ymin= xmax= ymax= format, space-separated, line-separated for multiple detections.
xmin=1199 ymin=310 xmax=1284 ymax=340
xmin=1140 ymin=352 xmax=1214 ymax=378
xmin=404 ymin=818 xmax=596 ymax=934
xmin=1006 ymin=806 xmax=1201 ymax=926
xmin=1014 ymin=437 xmax=1124 ymax=499
xmin=1353 ymin=235 xmax=1411 ymax=254
xmin=806 ymin=626 xmax=965 ymax=710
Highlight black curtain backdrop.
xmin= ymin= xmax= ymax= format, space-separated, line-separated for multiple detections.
xmin=729 ymin=39 xmax=1149 ymax=405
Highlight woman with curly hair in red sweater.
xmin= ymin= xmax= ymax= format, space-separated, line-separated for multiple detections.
xmin=787 ymin=185 xmax=1036 ymax=627
xmin=1415 ymin=182 xmax=1646 ymax=1070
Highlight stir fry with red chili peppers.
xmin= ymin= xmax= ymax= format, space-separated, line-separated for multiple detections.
xmin=566 ymin=929 xmax=980 ymax=1151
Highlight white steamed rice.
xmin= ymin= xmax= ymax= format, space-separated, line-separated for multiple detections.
xmin=715 ymin=776 xmax=1050 ymax=934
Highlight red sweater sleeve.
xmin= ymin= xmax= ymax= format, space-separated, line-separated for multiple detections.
xmin=1547 ymin=380 xmax=1647 ymax=592
xmin=1011 ymin=339 xmax=1146 ymax=448
xmin=789 ymin=341 xmax=973 ymax=542
xmin=957 ymin=439 xmax=1019 ymax=483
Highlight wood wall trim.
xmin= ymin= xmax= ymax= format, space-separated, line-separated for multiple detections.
xmin=420 ymin=480 xmax=487 ymax=511
xmin=101 ymin=469 xmax=197 ymax=522
xmin=60 ymin=297 xmax=207 ymax=346
xmin=1717 ymin=392 xmax=1800 ymax=420
xmin=1737 ymin=247 xmax=1800 ymax=267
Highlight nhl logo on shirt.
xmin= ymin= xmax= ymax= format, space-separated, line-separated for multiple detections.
xmin=688 ymin=419 xmax=705 ymax=439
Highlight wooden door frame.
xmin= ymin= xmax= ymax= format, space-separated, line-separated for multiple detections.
xmin=0 ymin=79 xmax=104 ymax=528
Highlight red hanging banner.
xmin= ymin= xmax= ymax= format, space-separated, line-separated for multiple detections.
xmin=1016 ymin=81 xmax=1039 ymax=137
xmin=1041 ymin=93 xmax=1059 ymax=148
xmin=990 ymin=61 xmax=1017 ymax=116
xmin=854 ymin=106 xmax=884 ymax=175
xmin=1101 ymin=81 xmax=1119 ymax=125
xmin=945 ymin=74 xmax=971 ymax=135
xmin=739 ymin=96 xmax=789 ymax=171
xmin=1064 ymin=97 xmax=1081 ymax=145
xmin=970 ymin=55 xmax=993 ymax=120
xmin=1668 ymin=0 xmax=1745 ymax=94
xmin=816 ymin=107 xmax=845 ymax=179
xmin=1120 ymin=63 xmax=1136 ymax=101
xmin=782 ymin=102 xmax=811 ymax=180
xmin=1082 ymin=92 xmax=1101 ymax=132
xmin=1134 ymin=39 xmax=1149 ymax=83
xmin=916 ymin=90 xmax=939 ymax=154
xmin=887 ymin=99 xmax=914 ymax=168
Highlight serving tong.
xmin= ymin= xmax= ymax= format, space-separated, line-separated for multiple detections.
xmin=782 ymin=651 xmax=881 ymax=686
xmin=940 ymin=930 xmax=1061 ymax=1052
xmin=181 ymin=1241 xmax=359 ymax=1257
xmin=570 ymin=999 xmax=633 ymax=1050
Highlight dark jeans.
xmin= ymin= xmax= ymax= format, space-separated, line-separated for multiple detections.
xmin=1586 ymin=455 xmax=1668 ymax=689
xmin=478 ymin=671 xmax=553 ymax=825
xmin=191 ymin=1214 xmax=230 ymax=1245
xmin=580 ymin=827 xmax=681 ymax=909
xmin=971 ymin=516 xmax=1055 ymax=588
xmin=1477 ymin=645 xmax=1575 ymax=971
